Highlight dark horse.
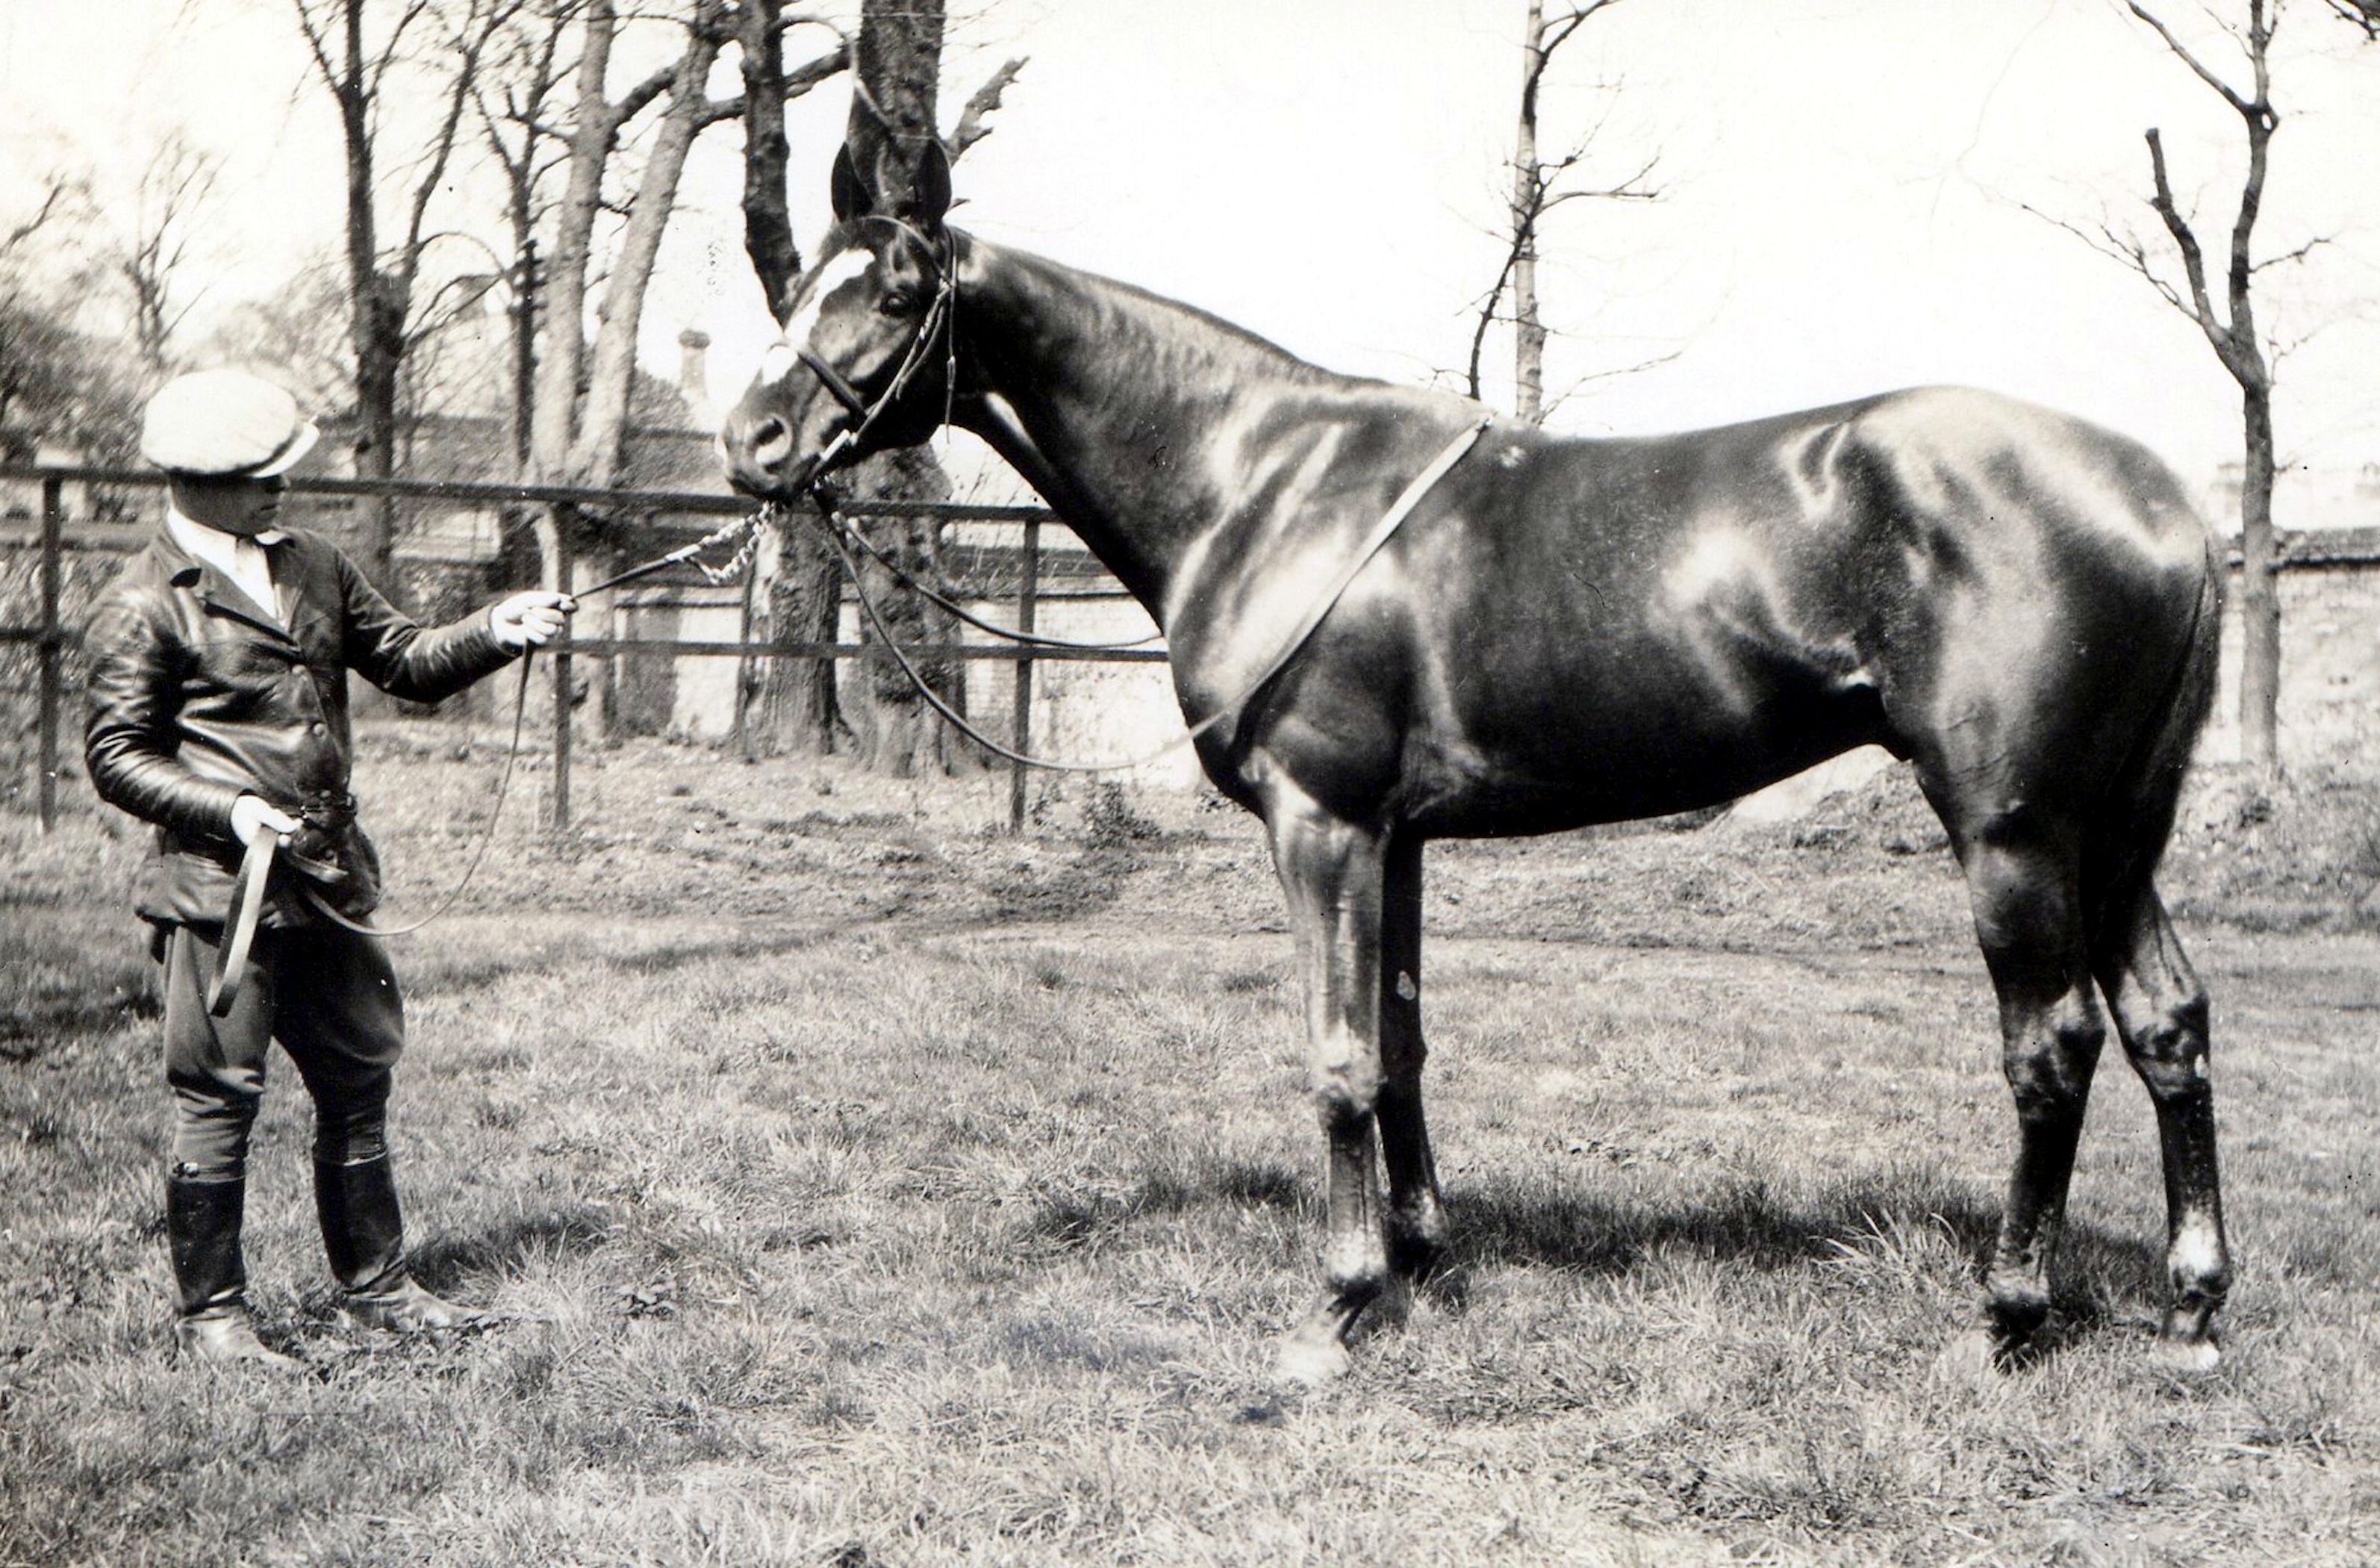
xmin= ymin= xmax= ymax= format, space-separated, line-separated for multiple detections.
xmin=720 ymin=142 xmax=2229 ymax=1383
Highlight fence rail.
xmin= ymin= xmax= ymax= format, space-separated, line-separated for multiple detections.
xmin=1 ymin=465 xmax=1162 ymax=834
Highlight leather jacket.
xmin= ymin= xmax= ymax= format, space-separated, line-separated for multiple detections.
xmin=84 ymin=521 xmax=520 ymax=929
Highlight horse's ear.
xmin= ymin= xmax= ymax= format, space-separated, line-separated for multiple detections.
xmin=909 ymin=138 xmax=952 ymax=231
xmin=830 ymin=143 xmax=875 ymax=222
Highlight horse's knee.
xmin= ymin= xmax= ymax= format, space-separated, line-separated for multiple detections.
xmin=2001 ymin=995 xmax=2105 ymax=1116
xmin=1307 ymin=1057 xmax=1382 ymax=1130
xmin=2120 ymin=987 xmax=2211 ymax=1101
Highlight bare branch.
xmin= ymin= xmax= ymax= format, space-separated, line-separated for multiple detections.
xmin=1536 ymin=343 xmax=1684 ymax=423
xmin=2252 ymin=233 xmax=2332 ymax=273
xmin=2321 ymin=0 xmax=2380 ymax=38
xmin=2143 ymin=128 xmax=2230 ymax=349
xmin=1533 ymin=0 xmax=1630 ymax=79
xmin=2019 ymin=198 xmax=2202 ymax=320
xmin=400 ymin=0 xmax=523 ymax=264
xmin=946 ymin=56 xmax=1026 ymax=161
xmin=785 ymin=42 xmax=850 ymax=96
xmin=287 ymin=0 xmax=341 ymax=92
xmin=2123 ymin=0 xmax=2254 ymax=113
xmin=612 ymin=62 xmax=679 ymax=128
xmin=0 ymin=177 xmax=78 ymax=259
xmin=1465 ymin=244 xmax=1521 ymax=402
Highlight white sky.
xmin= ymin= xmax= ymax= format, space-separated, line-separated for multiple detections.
xmin=4 ymin=0 xmax=2376 ymax=490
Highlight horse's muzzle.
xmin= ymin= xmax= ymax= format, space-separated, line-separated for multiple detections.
xmin=718 ymin=405 xmax=803 ymax=498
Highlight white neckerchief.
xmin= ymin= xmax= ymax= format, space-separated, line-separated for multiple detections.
xmin=167 ymin=507 xmax=287 ymax=626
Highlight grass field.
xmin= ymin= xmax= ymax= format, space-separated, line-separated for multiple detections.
xmin=4 ymin=729 xmax=2379 ymax=1565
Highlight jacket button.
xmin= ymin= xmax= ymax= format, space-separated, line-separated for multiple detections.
xmin=309 ymin=721 xmax=326 ymax=735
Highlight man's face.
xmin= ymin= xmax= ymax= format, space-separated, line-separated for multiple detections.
xmin=171 ymin=473 xmax=287 ymax=538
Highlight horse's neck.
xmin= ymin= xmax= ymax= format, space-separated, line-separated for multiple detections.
xmin=953 ymin=237 xmax=1342 ymax=614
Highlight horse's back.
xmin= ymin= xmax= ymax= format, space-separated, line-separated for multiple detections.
xmin=1357 ymin=388 xmax=2216 ymax=833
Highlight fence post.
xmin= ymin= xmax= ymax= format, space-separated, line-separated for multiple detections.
xmin=36 ymin=474 xmax=63 ymax=834
xmin=551 ymin=505 xmax=573 ymax=834
xmin=1008 ymin=517 xmax=1041 ymax=833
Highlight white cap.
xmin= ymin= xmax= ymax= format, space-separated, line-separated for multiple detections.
xmin=140 ymin=370 xmax=321 ymax=478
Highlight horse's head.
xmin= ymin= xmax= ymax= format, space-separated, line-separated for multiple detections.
xmin=720 ymin=139 xmax=956 ymax=499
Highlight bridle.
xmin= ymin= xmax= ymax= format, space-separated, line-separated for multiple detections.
xmin=782 ymin=216 xmax=961 ymax=491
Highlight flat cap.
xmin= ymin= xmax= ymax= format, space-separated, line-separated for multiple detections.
xmin=140 ymin=369 xmax=320 ymax=478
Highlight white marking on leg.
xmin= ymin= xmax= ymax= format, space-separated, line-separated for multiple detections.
xmin=2172 ymin=1213 xmax=2225 ymax=1286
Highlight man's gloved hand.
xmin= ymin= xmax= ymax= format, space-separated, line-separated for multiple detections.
xmin=490 ymin=591 xmax=576 ymax=651
xmin=230 ymin=794 xmax=300 ymax=848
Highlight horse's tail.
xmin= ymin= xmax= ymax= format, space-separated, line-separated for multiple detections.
xmin=2083 ymin=528 xmax=2222 ymax=935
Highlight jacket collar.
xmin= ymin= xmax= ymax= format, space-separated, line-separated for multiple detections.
xmin=155 ymin=515 xmax=299 ymax=642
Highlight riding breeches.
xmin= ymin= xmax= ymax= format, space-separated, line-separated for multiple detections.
xmin=159 ymin=922 xmax=405 ymax=1181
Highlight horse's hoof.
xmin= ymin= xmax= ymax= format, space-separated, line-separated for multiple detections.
xmin=1274 ymin=1334 xmax=1353 ymax=1387
xmin=2149 ymin=1334 xmax=2222 ymax=1375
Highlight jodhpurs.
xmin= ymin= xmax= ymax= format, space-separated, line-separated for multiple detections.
xmin=159 ymin=921 xmax=406 ymax=1181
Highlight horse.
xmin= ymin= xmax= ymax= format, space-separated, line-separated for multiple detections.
xmin=719 ymin=139 xmax=2230 ymax=1384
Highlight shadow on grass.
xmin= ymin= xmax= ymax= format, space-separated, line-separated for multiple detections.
xmin=408 ymin=1202 xmax=613 ymax=1289
xmin=988 ymin=844 xmax=1147 ymax=927
xmin=1013 ymin=1155 xmax=1305 ymax=1251
xmin=408 ymin=926 xmax=832 ymax=997
xmin=1439 ymin=1166 xmax=2172 ymax=1330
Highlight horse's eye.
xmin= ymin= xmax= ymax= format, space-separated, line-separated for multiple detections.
xmin=877 ymin=290 xmax=917 ymax=317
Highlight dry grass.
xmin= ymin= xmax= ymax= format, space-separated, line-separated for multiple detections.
xmin=4 ymin=729 xmax=2379 ymax=1564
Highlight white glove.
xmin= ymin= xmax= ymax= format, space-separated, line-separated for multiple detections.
xmin=490 ymin=591 xmax=576 ymax=651
xmin=231 ymin=794 xmax=300 ymax=847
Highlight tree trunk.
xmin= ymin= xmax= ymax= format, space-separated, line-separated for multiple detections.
xmin=1513 ymin=0 xmax=1547 ymax=424
xmin=2237 ymin=382 xmax=2281 ymax=772
xmin=527 ymin=0 xmax=617 ymax=490
xmin=747 ymin=511 xmax=844 ymax=756
xmin=839 ymin=0 xmax=975 ymax=774
xmin=353 ymin=275 xmax=406 ymax=597
xmin=845 ymin=447 xmax=970 ymax=776
xmin=567 ymin=4 xmax=726 ymax=490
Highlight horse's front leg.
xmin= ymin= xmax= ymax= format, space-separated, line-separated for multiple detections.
xmin=1265 ymin=791 xmax=1390 ymax=1385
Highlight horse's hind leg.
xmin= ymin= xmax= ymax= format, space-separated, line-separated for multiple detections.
xmin=1948 ymin=821 xmax=2110 ymax=1361
xmin=1377 ymin=833 xmax=1448 ymax=1279
xmin=2091 ymin=880 xmax=2229 ymax=1367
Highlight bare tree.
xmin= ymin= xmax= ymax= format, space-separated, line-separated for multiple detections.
xmin=2046 ymin=0 xmax=2372 ymax=774
xmin=198 ymin=261 xmax=357 ymax=418
xmin=514 ymin=0 xmax=845 ymax=739
xmin=473 ymin=0 xmax=583 ymax=467
xmin=113 ymin=133 xmax=221 ymax=374
xmin=528 ymin=0 xmax=844 ymax=497
xmin=1468 ymin=0 xmax=1658 ymax=423
xmin=290 ymin=0 xmax=521 ymax=594
xmin=0 ymin=177 xmax=143 ymax=468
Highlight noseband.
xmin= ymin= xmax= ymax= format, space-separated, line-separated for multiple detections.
xmin=785 ymin=218 xmax=959 ymax=488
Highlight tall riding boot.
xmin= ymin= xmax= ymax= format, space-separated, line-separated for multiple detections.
xmin=314 ymin=1155 xmax=476 ymax=1332
xmin=166 ymin=1174 xmax=300 ymax=1370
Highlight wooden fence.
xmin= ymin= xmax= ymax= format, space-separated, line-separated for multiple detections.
xmin=0 ymin=466 xmax=1165 ymax=836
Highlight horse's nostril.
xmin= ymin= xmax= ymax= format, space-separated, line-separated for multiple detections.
xmin=748 ymin=416 xmax=792 ymax=473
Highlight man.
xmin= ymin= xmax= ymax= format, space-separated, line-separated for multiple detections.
xmin=84 ymin=367 xmax=573 ymax=1369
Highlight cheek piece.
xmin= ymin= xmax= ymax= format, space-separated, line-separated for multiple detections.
xmin=782 ymin=223 xmax=957 ymax=488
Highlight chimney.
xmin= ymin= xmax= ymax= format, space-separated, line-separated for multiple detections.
xmin=677 ymin=328 xmax=712 ymax=424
